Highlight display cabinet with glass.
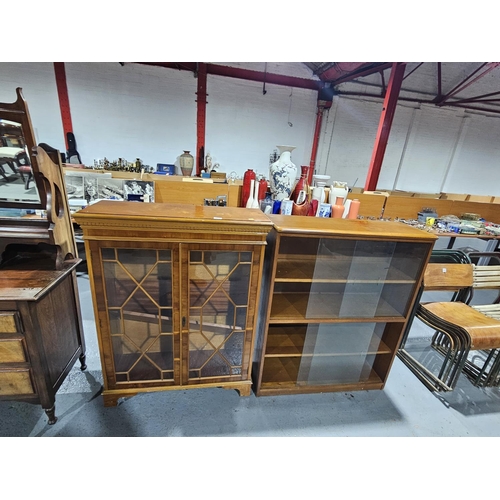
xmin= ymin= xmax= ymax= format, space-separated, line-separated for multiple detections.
xmin=253 ymin=215 xmax=436 ymax=396
xmin=74 ymin=201 xmax=273 ymax=406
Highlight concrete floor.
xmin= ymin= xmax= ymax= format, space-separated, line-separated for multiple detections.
xmin=2 ymin=236 xmax=500 ymax=438
xmin=0 ymin=238 xmax=500 ymax=437
xmin=2 ymin=232 xmax=499 ymax=500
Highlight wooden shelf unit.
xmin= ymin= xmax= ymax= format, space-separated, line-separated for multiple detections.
xmin=253 ymin=215 xmax=436 ymax=397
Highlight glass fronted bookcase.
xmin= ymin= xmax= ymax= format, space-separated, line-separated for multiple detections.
xmin=74 ymin=201 xmax=273 ymax=406
xmin=253 ymin=215 xmax=436 ymax=396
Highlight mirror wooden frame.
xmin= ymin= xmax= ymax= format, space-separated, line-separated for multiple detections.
xmin=0 ymin=87 xmax=46 ymax=209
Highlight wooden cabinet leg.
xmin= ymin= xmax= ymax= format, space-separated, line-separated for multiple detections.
xmin=79 ymin=353 xmax=87 ymax=371
xmin=102 ymin=393 xmax=121 ymax=407
xmin=102 ymin=391 xmax=138 ymax=407
xmin=233 ymin=384 xmax=252 ymax=397
xmin=45 ymin=405 xmax=58 ymax=425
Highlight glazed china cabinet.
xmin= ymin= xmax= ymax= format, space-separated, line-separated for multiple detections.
xmin=253 ymin=215 xmax=436 ymax=396
xmin=74 ymin=201 xmax=272 ymax=406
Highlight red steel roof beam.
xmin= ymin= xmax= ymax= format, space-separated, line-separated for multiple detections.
xmin=364 ymin=63 xmax=406 ymax=192
xmin=205 ymin=63 xmax=320 ymax=90
xmin=137 ymin=62 xmax=197 ymax=72
xmin=319 ymin=62 xmax=373 ymax=81
xmin=443 ymin=103 xmax=500 ymax=114
xmin=435 ymin=63 xmax=500 ymax=105
xmin=325 ymin=63 xmax=393 ymax=85
xmin=403 ymin=62 xmax=424 ymax=81
xmin=435 ymin=63 xmax=488 ymax=104
xmin=443 ymin=90 xmax=500 ymax=105
xmin=136 ymin=62 xmax=320 ymax=90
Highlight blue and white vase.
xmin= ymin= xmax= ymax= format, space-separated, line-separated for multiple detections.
xmin=269 ymin=145 xmax=297 ymax=201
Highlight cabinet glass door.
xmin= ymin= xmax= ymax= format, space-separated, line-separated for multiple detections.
xmin=273 ymin=237 xmax=430 ymax=320
xmin=101 ymin=247 xmax=177 ymax=384
xmin=297 ymin=322 xmax=388 ymax=385
xmin=261 ymin=322 xmax=396 ymax=387
xmin=185 ymin=248 xmax=253 ymax=382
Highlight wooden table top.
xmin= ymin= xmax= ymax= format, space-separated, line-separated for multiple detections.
xmin=74 ymin=200 xmax=273 ymax=227
xmin=268 ymin=214 xmax=438 ymax=241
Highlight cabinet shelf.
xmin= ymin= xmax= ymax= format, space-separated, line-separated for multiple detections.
xmin=275 ymin=257 xmax=418 ymax=284
xmin=264 ymin=334 xmax=392 ymax=358
xmin=269 ymin=292 xmax=405 ymax=321
xmin=260 ymin=356 xmax=386 ymax=387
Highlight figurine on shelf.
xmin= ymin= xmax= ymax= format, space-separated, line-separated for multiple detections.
xmin=205 ymin=152 xmax=213 ymax=172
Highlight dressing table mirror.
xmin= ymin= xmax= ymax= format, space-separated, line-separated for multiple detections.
xmin=0 ymin=88 xmax=44 ymax=208
xmin=0 ymin=87 xmax=77 ymax=268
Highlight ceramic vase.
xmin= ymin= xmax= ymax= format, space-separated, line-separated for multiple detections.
xmin=329 ymin=181 xmax=349 ymax=205
xmin=311 ymin=187 xmax=325 ymax=216
xmin=348 ymin=199 xmax=360 ymax=219
xmin=312 ymin=174 xmax=330 ymax=188
xmin=291 ymin=165 xmax=310 ymax=204
xmin=269 ymin=145 xmax=297 ymax=201
xmin=258 ymin=177 xmax=268 ymax=202
xmin=241 ymin=169 xmax=256 ymax=207
xmin=342 ymin=199 xmax=352 ymax=218
xmin=332 ymin=204 xmax=344 ymax=218
xmin=308 ymin=199 xmax=319 ymax=216
xmin=251 ymin=178 xmax=260 ymax=208
xmin=292 ymin=200 xmax=310 ymax=216
xmin=179 ymin=150 xmax=194 ymax=176
xmin=246 ymin=180 xmax=257 ymax=208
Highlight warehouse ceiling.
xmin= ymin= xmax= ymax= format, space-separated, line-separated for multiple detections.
xmin=303 ymin=61 xmax=500 ymax=115
xmin=136 ymin=62 xmax=500 ymax=116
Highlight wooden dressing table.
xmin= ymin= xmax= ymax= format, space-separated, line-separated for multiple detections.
xmin=0 ymin=89 xmax=86 ymax=425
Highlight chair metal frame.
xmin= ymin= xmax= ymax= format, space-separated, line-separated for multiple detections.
xmin=398 ymin=250 xmax=500 ymax=391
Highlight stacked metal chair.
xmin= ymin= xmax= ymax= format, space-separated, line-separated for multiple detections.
xmin=462 ymin=252 xmax=500 ymax=387
xmin=398 ymin=249 xmax=500 ymax=391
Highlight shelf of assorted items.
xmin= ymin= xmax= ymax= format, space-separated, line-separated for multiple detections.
xmin=63 ymin=165 xmax=243 ymax=207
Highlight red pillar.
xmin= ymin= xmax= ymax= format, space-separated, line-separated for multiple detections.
xmin=195 ymin=63 xmax=207 ymax=176
xmin=364 ymin=62 xmax=406 ymax=191
xmin=53 ymin=62 xmax=73 ymax=150
xmin=309 ymin=96 xmax=330 ymax=185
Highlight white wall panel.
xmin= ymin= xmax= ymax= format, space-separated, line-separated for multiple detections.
xmin=317 ymin=96 xmax=380 ymax=187
xmin=443 ymin=113 xmax=500 ymax=196
xmin=205 ymin=74 xmax=317 ymax=178
xmin=376 ymin=105 xmax=420 ymax=191
xmin=392 ymin=105 xmax=463 ymax=193
xmin=64 ymin=63 xmax=197 ymax=167
xmin=0 ymin=62 xmax=64 ymax=148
